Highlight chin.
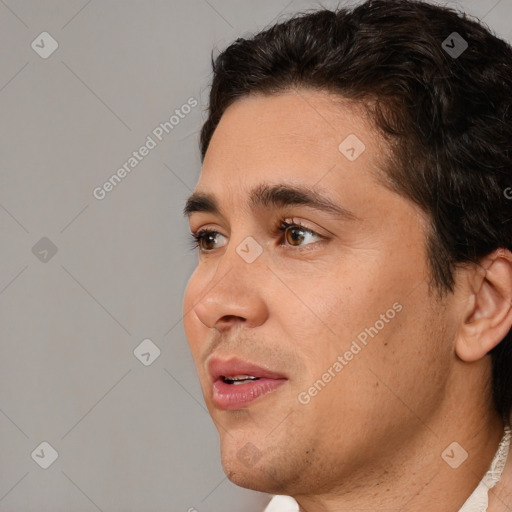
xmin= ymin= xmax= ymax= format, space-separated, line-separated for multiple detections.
xmin=221 ymin=456 xmax=276 ymax=493
xmin=219 ymin=440 xmax=292 ymax=495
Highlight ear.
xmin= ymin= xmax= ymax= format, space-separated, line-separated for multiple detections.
xmin=456 ymin=249 xmax=512 ymax=362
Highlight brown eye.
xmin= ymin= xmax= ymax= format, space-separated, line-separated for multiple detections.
xmin=278 ymin=220 xmax=322 ymax=247
xmin=201 ymin=232 xmax=217 ymax=251
xmin=285 ymin=226 xmax=307 ymax=246
xmin=190 ymin=230 xmax=226 ymax=252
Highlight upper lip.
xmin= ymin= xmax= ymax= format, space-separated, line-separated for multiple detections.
xmin=208 ymin=356 xmax=288 ymax=383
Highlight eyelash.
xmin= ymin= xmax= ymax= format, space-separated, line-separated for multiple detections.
xmin=188 ymin=219 xmax=322 ymax=253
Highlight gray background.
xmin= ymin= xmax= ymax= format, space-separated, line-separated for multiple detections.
xmin=1 ymin=0 xmax=511 ymax=511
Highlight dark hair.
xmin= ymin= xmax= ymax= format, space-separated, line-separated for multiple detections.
xmin=199 ymin=0 xmax=512 ymax=420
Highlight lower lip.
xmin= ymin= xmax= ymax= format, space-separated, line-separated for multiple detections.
xmin=212 ymin=378 xmax=287 ymax=410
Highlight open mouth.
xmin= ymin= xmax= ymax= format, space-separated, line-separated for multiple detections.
xmin=208 ymin=358 xmax=288 ymax=410
xmin=221 ymin=375 xmax=260 ymax=385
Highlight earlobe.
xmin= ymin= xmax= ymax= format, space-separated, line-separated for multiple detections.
xmin=455 ymin=249 xmax=512 ymax=363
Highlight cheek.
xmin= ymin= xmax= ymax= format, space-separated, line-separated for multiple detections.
xmin=182 ymin=271 xmax=205 ymax=356
xmin=281 ymin=258 xmax=429 ymax=396
xmin=281 ymin=268 xmax=384 ymax=354
xmin=271 ymin=274 xmax=362 ymax=387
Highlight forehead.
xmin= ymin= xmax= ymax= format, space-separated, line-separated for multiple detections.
xmin=193 ymin=90 xmax=387 ymax=213
xmin=207 ymin=90 xmax=377 ymax=164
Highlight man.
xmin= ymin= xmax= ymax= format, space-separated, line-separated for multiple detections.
xmin=182 ymin=0 xmax=512 ymax=510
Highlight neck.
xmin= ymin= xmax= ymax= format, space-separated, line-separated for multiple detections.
xmin=295 ymin=400 xmax=505 ymax=511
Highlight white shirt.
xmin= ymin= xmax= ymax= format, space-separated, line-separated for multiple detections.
xmin=263 ymin=426 xmax=511 ymax=512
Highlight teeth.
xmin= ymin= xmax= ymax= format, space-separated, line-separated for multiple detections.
xmin=223 ymin=375 xmax=260 ymax=384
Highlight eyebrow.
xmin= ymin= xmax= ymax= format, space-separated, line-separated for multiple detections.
xmin=183 ymin=183 xmax=359 ymax=221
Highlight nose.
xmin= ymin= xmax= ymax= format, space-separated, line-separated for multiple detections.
xmin=191 ymin=244 xmax=269 ymax=334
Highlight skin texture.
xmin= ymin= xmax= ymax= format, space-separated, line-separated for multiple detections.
xmin=182 ymin=89 xmax=512 ymax=511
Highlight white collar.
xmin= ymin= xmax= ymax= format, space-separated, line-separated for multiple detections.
xmin=264 ymin=426 xmax=512 ymax=512
xmin=458 ymin=425 xmax=511 ymax=512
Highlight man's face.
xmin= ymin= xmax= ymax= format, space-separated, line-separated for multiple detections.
xmin=182 ymin=90 xmax=456 ymax=495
